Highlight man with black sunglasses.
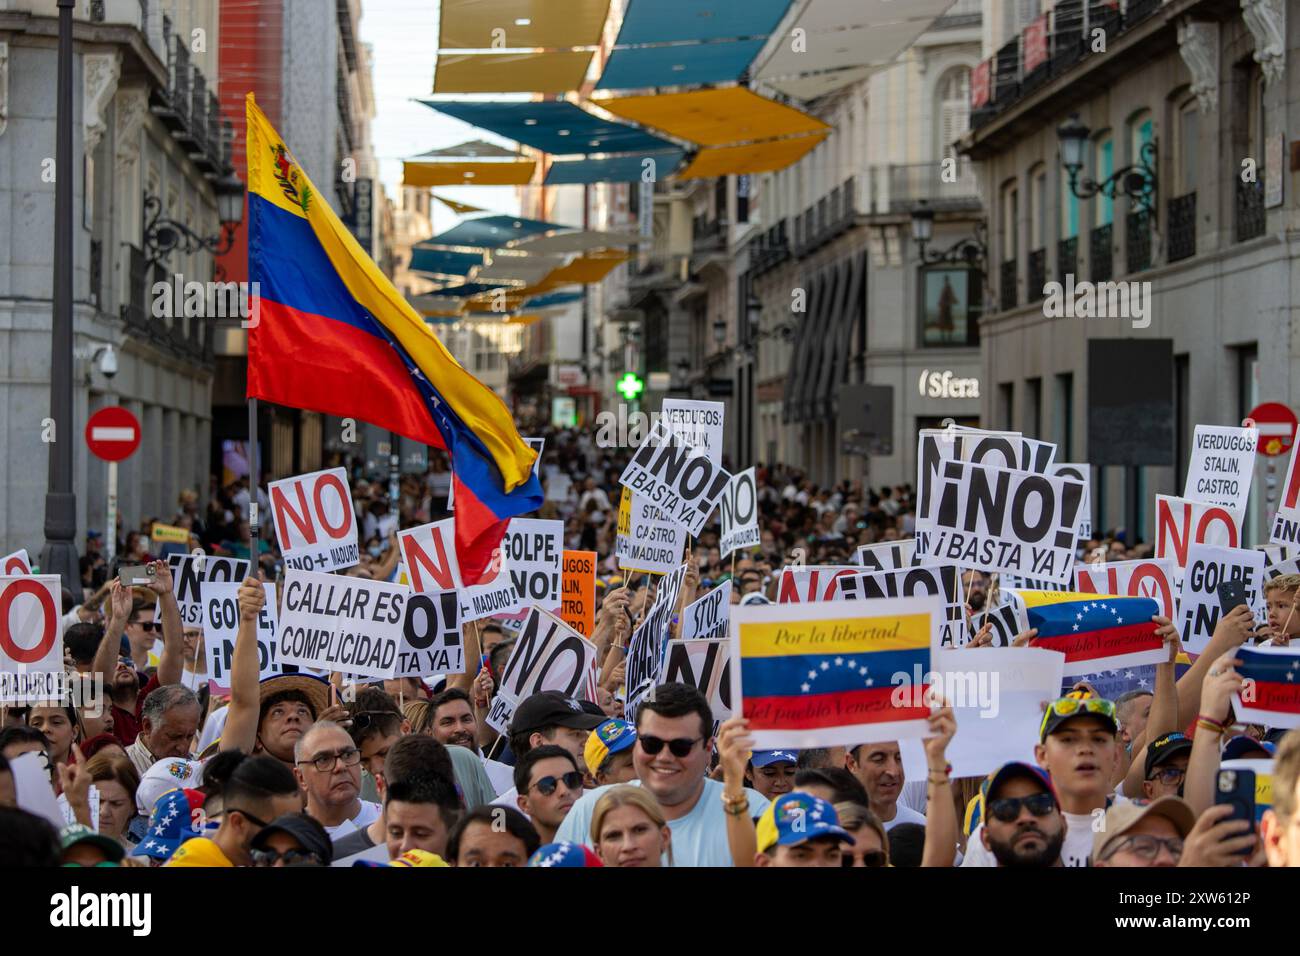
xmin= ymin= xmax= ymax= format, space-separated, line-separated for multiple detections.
xmin=293 ymin=720 xmax=381 ymax=840
xmin=976 ymin=762 xmax=1066 ymax=868
xmin=515 ymin=745 xmax=583 ymax=843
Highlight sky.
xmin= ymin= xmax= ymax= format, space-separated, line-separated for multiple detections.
xmin=359 ymin=0 xmax=523 ymax=235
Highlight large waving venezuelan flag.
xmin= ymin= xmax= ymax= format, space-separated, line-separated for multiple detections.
xmin=244 ymin=94 xmax=541 ymax=583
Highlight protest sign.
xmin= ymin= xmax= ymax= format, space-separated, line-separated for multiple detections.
xmin=616 ymin=488 xmax=684 ymax=575
xmin=776 ymin=566 xmax=859 ymax=604
xmin=1175 ymin=545 xmax=1265 ymax=656
xmin=205 ymin=582 xmax=280 ymax=694
xmin=10 ymin=752 xmax=63 ymax=829
xmin=853 ymin=540 xmax=917 ymax=572
xmin=915 ymin=428 xmax=1057 ymax=535
xmin=156 ymin=553 xmax=251 ymax=627
xmin=560 ymin=550 xmax=596 ymax=638
xmin=1183 ymin=425 xmax=1257 ymax=512
xmin=681 ymin=581 xmax=731 ymax=642
xmin=1231 ymin=645 xmax=1300 ymax=729
xmin=269 ymin=467 xmax=359 ymax=572
xmin=1273 ymin=440 xmax=1300 ymax=547
xmin=931 ymin=647 xmax=1066 ymax=778
xmin=2 ymin=550 xmax=32 ymax=575
xmin=277 ymin=569 xmax=406 ymax=680
xmin=834 ymin=564 xmax=966 ymax=648
xmin=502 ymin=518 xmax=563 ymax=612
xmin=0 ymin=575 xmax=64 ymax=703
xmin=999 ymin=572 xmax=1071 ymax=592
xmin=1012 ymin=590 xmax=1166 ymax=677
xmin=448 ymin=437 xmax=543 ymax=511
xmin=396 ymin=589 xmax=463 ymax=678
xmin=150 ymin=523 xmax=189 ymax=545
xmin=1075 ymin=557 xmax=1179 ymax=618
xmin=729 ymin=596 xmax=940 ymax=749
xmin=661 ymin=398 xmax=725 ymax=466
xmin=662 ymin=637 xmax=732 ymax=733
xmin=1049 ymin=462 xmax=1092 ymax=538
xmin=619 ymin=420 xmax=732 ymax=537
xmin=977 ymin=599 xmax=1030 ymax=648
xmin=1154 ymin=495 xmax=1243 ymax=573
xmin=623 ymin=595 xmax=675 ymax=722
xmin=398 ymin=517 xmax=517 ymax=621
xmin=485 ymin=608 xmax=597 ymax=733
xmin=917 ymin=458 xmax=1085 ymax=584
xmin=718 ymin=468 xmax=760 ymax=559
xmin=1264 ymin=555 xmax=1300 ymax=581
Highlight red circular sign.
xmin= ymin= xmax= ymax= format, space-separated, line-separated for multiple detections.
xmin=1247 ymin=402 xmax=1298 ymax=458
xmin=0 ymin=579 xmax=57 ymax=664
xmin=85 ymin=406 xmax=141 ymax=462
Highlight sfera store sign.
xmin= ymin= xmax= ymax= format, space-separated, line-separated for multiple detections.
xmin=918 ymin=369 xmax=980 ymax=399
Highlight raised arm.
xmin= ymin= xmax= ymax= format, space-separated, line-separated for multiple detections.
xmin=1117 ymin=618 xmax=1181 ymax=796
xmin=219 ymin=577 xmax=266 ymax=753
xmin=1183 ymin=652 xmax=1244 ymax=815
xmin=92 ymin=581 xmax=132 ymax=690
xmin=1173 ymin=604 xmax=1253 ymax=726
xmin=717 ymin=716 xmax=759 ymax=867
xmin=145 ymin=560 xmax=184 ymax=687
xmin=921 ymin=702 xmax=958 ymax=867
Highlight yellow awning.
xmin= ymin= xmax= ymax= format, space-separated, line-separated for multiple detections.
xmin=540 ymin=251 xmax=630 ymax=285
xmin=403 ymin=160 xmax=537 ymax=187
xmin=676 ymin=133 xmax=829 ymax=179
xmin=596 ymin=87 xmax=830 ymax=147
xmin=433 ymin=51 xmax=596 ymax=94
xmin=432 ymin=195 xmax=487 ymax=215
xmin=439 ymin=0 xmax=611 ymax=49
xmin=505 ymin=313 xmax=544 ymax=325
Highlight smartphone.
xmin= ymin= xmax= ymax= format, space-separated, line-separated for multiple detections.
xmin=1215 ymin=768 xmax=1256 ymax=854
xmin=1216 ymin=579 xmax=1250 ymax=615
xmin=118 ymin=564 xmax=154 ymax=587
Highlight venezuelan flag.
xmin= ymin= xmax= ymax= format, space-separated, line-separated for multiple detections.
xmin=244 ymin=95 xmax=541 ymax=583
xmin=1232 ymin=646 xmax=1300 ymax=729
xmin=1015 ymin=590 xmax=1165 ymax=677
xmin=735 ymin=601 xmax=936 ymax=749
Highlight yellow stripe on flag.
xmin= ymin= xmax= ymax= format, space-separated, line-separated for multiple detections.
xmin=1014 ymin=590 xmax=1126 ymax=608
xmin=150 ymin=523 xmax=189 ymax=544
xmin=739 ymin=613 xmax=932 ymax=658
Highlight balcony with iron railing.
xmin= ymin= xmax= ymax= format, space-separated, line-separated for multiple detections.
xmin=119 ymin=243 xmax=213 ymax=366
xmin=791 ymin=178 xmax=859 ymax=258
xmin=885 ymin=159 xmax=981 ymax=214
xmin=1027 ymin=248 xmax=1047 ymax=302
xmin=1000 ymin=260 xmax=1018 ymax=311
xmin=149 ymin=16 xmax=229 ymax=176
xmin=1090 ymin=223 xmax=1114 ymax=283
xmin=1167 ymin=193 xmax=1197 ymax=262
xmin=1057 ymin=235 xmax=1078 ymax=282
xmin=1126 ymin=209 xmax=1152 ymax=273
xmin=1236 ymin=178 xmax=1266 ymax=243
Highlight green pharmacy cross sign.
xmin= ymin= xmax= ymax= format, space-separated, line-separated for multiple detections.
xmin=617 ymin=372 xmax=645 ymax=401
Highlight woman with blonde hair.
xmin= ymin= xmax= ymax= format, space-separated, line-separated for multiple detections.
xmin=590 ymin=785 xmax=673 ymax=867
xmin=834 ymin=801 xmax=890 ymax=867
xmin=402 ymin=699 xmax=435 ymax=736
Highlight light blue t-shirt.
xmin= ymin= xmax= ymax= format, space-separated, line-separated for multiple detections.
xmin=554 ymin=777 xmax=769 ymax=867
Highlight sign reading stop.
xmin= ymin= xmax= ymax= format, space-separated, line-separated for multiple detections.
xmin=1247 ymin=402 xmax=1298 ymax=458
xmin=85 ymin=406 xmax=141 ymax=462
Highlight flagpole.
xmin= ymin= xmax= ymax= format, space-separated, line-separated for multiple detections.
xmin=249 ymin=398 xmax=260 ymax=571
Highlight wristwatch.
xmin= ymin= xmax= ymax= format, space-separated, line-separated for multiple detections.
xmin=721 ymin=791 xmax=749 ymax=816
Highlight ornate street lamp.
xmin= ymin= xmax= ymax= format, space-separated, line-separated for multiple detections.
xmin=1057 ymin=113 xmax=1157 ymax=215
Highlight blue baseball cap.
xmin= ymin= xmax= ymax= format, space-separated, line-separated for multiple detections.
xmin=1221 ymin=735 xmax=1276 ymax=762
xmin=131 ymin=788 xmax=204 ymax=862
xmin=751 ymin=750 xmax=798 ymax=768
xmin=527 ymin=842 xmax=604 ymax=867
xmin=756 ymin=793 xmax=855 ymax=853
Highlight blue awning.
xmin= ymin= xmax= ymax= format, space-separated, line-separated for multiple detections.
xmin=429 ymin=214 xmax=567 ymax=248
xmin=525 ymin=291 xmax=586 ymax=309
xmin=407 ymin=246 xmax=484 ymax=277
xmin=419 ymin=100 xmax=678 ymax=157
xmin=430 ymin=281 xmax=514 ymax=298
xmin=545 ymin=150 xmax=684 ymax=184
xmin=596 ymin=39 xmax=767 ymax=90
xmin=615 ymin=0 xmax=792 ymax=43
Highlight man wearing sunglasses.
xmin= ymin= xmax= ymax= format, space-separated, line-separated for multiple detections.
xmin=293 ymin=720 xmax=381 ymax=840
xmin=167 ymin=753 xmax=302 ymax=867
xmin=976 ymin=762 xmax=1066 ymax=868
xmin=515 ymin=745 xmax=583 ymax=844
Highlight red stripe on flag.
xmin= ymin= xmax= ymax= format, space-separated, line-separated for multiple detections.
xmin=1030 ymin=623 xmax=1163 ymax=664
xmin=743 ymin=686 xmax=927 ymax=731
xmin=1250 ymin=682 xmax=1300 ymax=714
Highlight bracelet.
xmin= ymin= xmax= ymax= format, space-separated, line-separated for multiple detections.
xmin=1195 ymin=717 xmax=1225 ymax=736
xmin=721 ymin=792 xmax=749 ymax=816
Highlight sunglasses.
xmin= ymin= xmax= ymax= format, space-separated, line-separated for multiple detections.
xmin=251 ymin=848 xmax=321 ymax=867
xmin=132 ymin=622 xmax=159 ymax=633
xmin=842 ymin=850 xmax=888 ymax=868
xmin=638 ymin=735 xmax=702 ymax=758
xmin=529 ymin=771 xmax=584 ymax=796
xmin=987 ymin=792 xmax=1058 ymax=823
xmin=227 ymin=807 xmax=269 ymax=829
xmin=1039 ymin=695 xmax=1115 ymax=738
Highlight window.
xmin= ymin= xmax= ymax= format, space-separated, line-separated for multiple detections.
xmin=1024 ymin=377 xmax=1042 ymax=438
xmin=1054 ymin=372 xmax=1074 ymax=458
xmin=1176 ymin=98 xmax=1199 ymax=195
xmin=1126 ymin=110 xmax=1153 ymax=204
xmin=1059 ymin=153 xmax=1079 ymax=239
xmin=936 ymin=67 xmax=971 ymax=160
xmin=1029 ymin=163 xmax=1047 ymax=250
xmin=1000 ymin=180 xmax=1019 ymax=262
xmin=1093 ymin=132 xmax=1113 ymax=226
xmin=1174 ymin=354 xmax=1190 ymax=491
xmin=998 ymin=383 xmax=1015 ymax=431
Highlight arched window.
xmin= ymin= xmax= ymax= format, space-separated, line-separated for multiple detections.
xmin=936 ymin=67 xmax=971 ymax=161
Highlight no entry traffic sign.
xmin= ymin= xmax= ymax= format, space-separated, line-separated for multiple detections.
xmin=1247 ymin=402 xmax=1298 ymax=458
xmin=85 ymin=406 xmax=141 ymax=462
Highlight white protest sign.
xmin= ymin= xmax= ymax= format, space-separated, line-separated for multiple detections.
xmin=718 ymin=467 xmax=760 ymax=560
xmin=11 ymin=751 xmax=63 ymax=829
xmin=661 ymin=398 xmax=725 ymax=466
xmin=616 ymin=488 xmax=684 ymax=575
xmin=277 ymin=569 xmax=406 ymax=679
xmin=397 ymin=517 xmax=517 ymax=622
xmin=917 ymin=458 xmax=1085 ymax=584
xmin=0 ymin=575 xmax=65 ymax=703
xmin=397 ymin=589 xmax=464 ymax=678
xmin=484 ymin=608 xmax=597 ymax=733
xmin=269 ymin=467 xmax=359 ymax=572
xmin=1264 ymin=555 xmax=1300 ymax=580
xmin=999 ymin=572 xmax=1071 ymax=592
xmin=915 ymin=428 xmax=1057 ymax=536
xmin=1 ymin=550 xmax=32 ymax=576
xmin=448 ymin=437 xmax=543 ymax=511
xmin=205 ymin=582 xmax=280 ymax=694
xmin=1050 ymin=462 xmax=1092 ymax=539
xmin=776 ymin=565 xmax=859 ymax=603
xmin=502 ymin=518 xmax=563 ymax=613
xmin=1184 ymin=425 xmax=1258 ymax=512
xmin=1175 ymin=545 xmax=1266 ymax=656
xmin=977 ymin=598 xmax=1030 ymax=648
xmin=933 ymin=646 xmax=1066 ymax=778
xmin=681 ymin=581 xmax=731 ymax=642
xmin=1272 ymin=440 xmax=1300 ymax=547
xmin=853 ymin=540 xmax=917 ymax=571
xmin=623 ymin=595 xmax=677 ymax=722
xmin=834 ymin=564 xmax=966 ymax=647
xmin=156 ymin=553 xmax=251 ymax=627
xmin=619 ymin=419 xmax=732 ymax=537
xmin=1155 ymin=495 xmax=1244 ymax=576
xmin=661 ymin=637 xmax=732 ymax=730
xmin=1075 ymin=558 xmax=1179 ymax=618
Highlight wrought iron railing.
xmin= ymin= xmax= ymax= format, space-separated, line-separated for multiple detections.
xmin=1027 ymin=248 xmax=1047 ymax=302
xmin=1236 ymin=178 xmax=1266 ymax=243
xmin=1057 ymin=235 xmax=1078 ymax=283
xmin=1089 ymin=223 xmax=1113 ymax=283
xmin=1000 ymin=259 xmax=1018 ymax=311
xmin=1167 ymin=193 xmax=1197 ymax=262
xmin=1126 ymin=209 xmax=1152 ymax=273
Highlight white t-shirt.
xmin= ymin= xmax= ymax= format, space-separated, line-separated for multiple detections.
xmin=898 ymin=780 xmax=928 ymax=815
xmin=881 ymin=803 xmax=927 ymax=831
xmin=321 ymin=800 xmax=382 ymax=841
xmin=554 ymin=777 xmax=769 ymax=867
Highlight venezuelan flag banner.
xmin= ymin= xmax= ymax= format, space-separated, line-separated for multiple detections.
xmin=729 ymin=597 xmax=940 ymax=749
xmin=1014 ymin=590 xmax=1165 ymax=677
xmin=1220 ymin=758 xmax=1274 ymax=822
xmin=1232 ymin=646 xmax=1300 ymax=729
xmin=244 ymin=94 xmax=541 ymax=583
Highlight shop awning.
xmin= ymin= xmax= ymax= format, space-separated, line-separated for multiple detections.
xmin=433 ymin=51 xmax=596 ymax=94
xmin=429 ymin=214 xmax=568 ymax=248
xmin=545 ymin=150 xmax=684 ymax=184
xmin=432 ymin=195 xmax=487 ymax=215
xmin=475 ymin=253 xmax=571 ymax=285
xmin=596 ymin=87 xmax=829 ymax=146
xmin=676 ymin=132 xmax=827 ymax=178
xmin=416 ymin=140 xmax=522 ymax=159
xmin=508 ymin=229 xmax=639 ymax=254
xmin=613 ymin=0 xmax=792 ymax=43
xmin=419 ymin=100 xmax=679 ymax=156
xmin=438 ymin=0 xmax=612 ymax=49
xmin=403 ymin=159 xmax=537 ymax=187
xmin=539 ymin=252 xmax=630 ymax=285
xmin=596 ymin=39 xmax=767 ymax=90
xmin=407 ymin=246 xmax=485 ymax=278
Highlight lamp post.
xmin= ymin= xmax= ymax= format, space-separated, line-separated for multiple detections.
xmin=41 ymin=0 xmax=80 ymax=598
xmin=909 ymin=199 xmax=987 ymax=267
xmin=1057 ymin=113 xmax=1157 ymax=215
xmin=143 ymin=171 xmax=246 ymax=273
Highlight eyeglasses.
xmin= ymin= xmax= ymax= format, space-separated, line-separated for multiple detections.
xmin=842 ymin=850 xmax=888 ymax=868
xmin=1039 ymin=695 xmax=1116 ymax=738
xmin=638 ymin=735 xmax=703 ymax=758
xmin=529 ymin=771 xmax=584 ymax=796
xmin=251 ymin=848 xmax=321 ymax=867
xmin=1148 ymin=766 xmax=1187 ymax=785
xmin=296 ymin=748 xmax=361 ymax=773
xmin=1104 ymin=834 xmax=1183 ymax=862
xmin=350 ymin=711 xmax=401 ymax=733
xmin=227 ymin=807 xmax=269 ymax=829
xmin=987 ymin=792 xmax=1058 ymax=823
